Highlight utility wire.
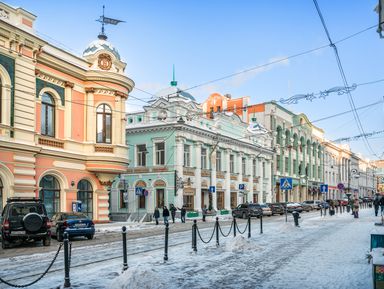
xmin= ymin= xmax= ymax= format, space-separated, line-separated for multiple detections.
xmin=312 ymin=0 xmax=378 ymax=158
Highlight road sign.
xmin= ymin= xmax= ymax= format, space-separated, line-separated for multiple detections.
xmin=239 ymin=184 xmax=245 ymax=190
xmin=135 ymin=187 xmax=143 ymax=196
xmin=320 ymin=184 xmax=328 ymax=194
xmin=337 ymin=183 xmax=344 ymax=190
xmin=280 ymin=178 xmax=293 ymax=190
xmin=209 ymin=186 xmax=216 ymax=193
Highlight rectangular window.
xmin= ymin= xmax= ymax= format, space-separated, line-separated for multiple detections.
xmin=155 ymin=142 xmax=165 ymax=165
xmin=183 ymin=195 xmax=194 ymax=211
xmin=312 ymin=164 xmax=315 ymax=178
xmin=216 ymin=151 xmax=222 ymax=172
xmin=293 ymin=159 xmax=297 ymax=175
xmin=242 ymin=157 xmax=246 ymax=175
xmin=139 ymin=195 xmax=146 ymax=209
xmin=285 ymin=157 xmax=289 ymax=173
xmin=262 ymin=162 xmax=266 ymax=176
xmin=137 ymin=144 xmax=147 ymax=166
xmin=276 ymin=155 xmax=281 ymax=171
xmin=201 ymin=148 xmax=207 ymax=169
xmin=217 ymin=192 xmax=224 ymax=210
xmin=120 ymin=191 xmax=126 ymax=209
xmin=230 ymin=155 xmax=235 ymax=173
xmin=253 ymin=159 xmax=256 ymax=177
xmin=184 ymin=144 xmax=191 ymax=167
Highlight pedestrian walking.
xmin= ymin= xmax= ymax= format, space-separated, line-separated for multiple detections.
xmin=153 ymin=207 xmax=160 ymax=225
xmin=163 ymin=206 xmax=170 ymax=225
xmin=353 ymin=198 xmax=359 ymax=218
xmin=292 ymin=210 xmax=301 ymax=227
xmin=178 ymin=205 xmax=186 ymax=223
xmin=380 ymin=196 xmax=384 ymax=215
xmin=374 ymin=195 xmax=380 ymax=217
xmin=170 ymin=204 xmax=177 ymax=223
xmin=202 ymin=205 xmax=207 ymax=222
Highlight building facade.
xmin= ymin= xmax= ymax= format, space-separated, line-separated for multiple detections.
xmin=0 ymin=3 xmax=133 ymax=221
xmin=203 ymin=93 xmax=325 ymax=203
xmin=112 ymin=82 xmax=273 ymax=220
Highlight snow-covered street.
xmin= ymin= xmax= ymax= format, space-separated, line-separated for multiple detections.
xmin=0 ymin=208 xmax=376 ymax=289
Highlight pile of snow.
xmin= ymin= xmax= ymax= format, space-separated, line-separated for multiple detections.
xmin=110 ymin=266 xmax=166 ymax=289
xmin=224 ymin=235 xmax=263 ymax=252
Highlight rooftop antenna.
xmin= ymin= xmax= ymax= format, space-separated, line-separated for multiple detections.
xmin=96 ymin=5 xmax=125 ymax=40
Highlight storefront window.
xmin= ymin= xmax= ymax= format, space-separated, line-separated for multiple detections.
xmin=77 ymin=180 xmax=93 ymax=219
xmin=39 ymin=175 xmax=60 ymax=217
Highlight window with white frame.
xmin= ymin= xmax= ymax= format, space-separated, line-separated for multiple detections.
xmin=242 ymin=157 xmax=246 ymax=175
xmin=216 ymin=151 xmax=222 ymax=172
xmin=136 ymin=144 xmax=147 ymax=166
xmin=41 ymin=92 xmax=55 ymax=137
xmin=230 ymin=155 xmax=235 ymax=173
xmin=155 ymin=142 xmax=165 ymax=165
xmin=96 ymin=104 xmax=112 ymax=143
xmin=184 ymin=144 xmax=191 ymax=167
xmin=201 ymin=148 xmax=207 ymax=169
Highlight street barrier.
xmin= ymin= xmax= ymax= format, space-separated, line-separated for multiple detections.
xmin=63 ymin=232 xmax=71 ymax=288
xmin=164 ymin=223 xmax=169 ymax=262
xmin=122 ymin=226 xmax=128 ymax=271
xmin=0 ymin=243 xmax=63 ymax=288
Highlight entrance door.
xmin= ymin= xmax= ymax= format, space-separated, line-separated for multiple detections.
xmin=230 ymin=192 xmax=237 ymax=208
xmin=39 ymin=175 xmax=60 ymax=218
xmin=156 ymin=189 xmax=164 ymax=208
xmin=217 ymin=191 xmax=224 ymax=210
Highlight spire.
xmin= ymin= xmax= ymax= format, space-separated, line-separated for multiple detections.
xmin=170 ymin=64 xmax=177 ymax=86
xmin=96 ymin=5 xmax=125 ymax=41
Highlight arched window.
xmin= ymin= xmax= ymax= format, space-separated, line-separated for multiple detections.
xmin=306 ymin=140 xmax=311 ymax=154
xmin=41 ymin=93 xmax=55 ymax=137
xmin=0 ymin=177 xmax=3 ymax=213
xmin=77 ymin=180 xmax=93 ymax=219
xmin=276 ymin=126 xmax=283 ymax=145
xmin=39 ymin=175 xmax=60 ymax=217
xmin=96 ymin=104 xmax=112 ymax=143
xmin=285 ymin=130 xmax=290 ymax=147
xmin=0 ymin=77 xmax=2 ymax=123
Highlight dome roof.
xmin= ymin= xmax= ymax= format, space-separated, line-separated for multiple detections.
xmin=83 ymin=38 xmax=121 ymax=60
xmin=153 ymin=85 xmax=196 ymax=102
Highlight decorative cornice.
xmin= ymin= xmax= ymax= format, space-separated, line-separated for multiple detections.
xmin=114 ymin=90 xmax=128 ymax=99
xmin=85 ymin=87 xmax=95 ymax=93
xmin=64 ymin=81 xmax=74 ymax=88
xmin=94 ymin=88 xmax=115 ymax=96
xmin=35 ymin=69 xmax=65 ymax=87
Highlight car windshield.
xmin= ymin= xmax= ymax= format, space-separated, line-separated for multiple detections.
xmin=304 ymin=201 xmax=314 ymax=204
xmin=248 ymin=204 xmax=259 ymax=209
xmin=260 ymin=204 xmax=268 ymax=208
xmin=63 ymin=213 xmax=88 ymax=220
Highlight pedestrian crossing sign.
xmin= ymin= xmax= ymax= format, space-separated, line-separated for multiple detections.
xmin=280 ymin=178 xmax=293 ymax=190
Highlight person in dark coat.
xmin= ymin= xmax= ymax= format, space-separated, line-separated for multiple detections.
xmin=292 ymin=210 xmax=301 ymax=227
xmin=353 ymin=198 xmax=359 ymax=218
xmin=153 ymin=207 xmax=160 ymax=225
xmin=202 ymin=205 xmax=207 ymax=222
xmin=162 ymin=206 xmax=170 ymax=225
xmin=178 ymin=205 xmax=186 ymax=223
xmin=380 ymin=197 xmax=384 ymax=215
xmin=374 ymin=196 xmax=380 ymax=217
xmin=169 ymin=204 xmax=177 ymax=223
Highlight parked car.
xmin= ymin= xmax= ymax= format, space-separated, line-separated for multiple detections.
xmin=286 ymin=202 xmax=303 ymax=213
xmin=0 ymin=197 xmax=51 ymax=249
xmin=340 ymin=199 xmax=349 ymax=206
xmin=300 ymin=202 xmax=313 ymax=212
xmin=232 ymin=203 xmax=263 ymax=219
xmin=319 ymin=201 xmax=330 ymax=209
xmin=259 ymin=204 xmax=273 ymax=216
xmin=51 ymin=212 xmax=95 ymax=241
xmin=302 ymin=200 xmax=322 ymax=210
xmin=267 ymin=203 xmax=285 ymax=215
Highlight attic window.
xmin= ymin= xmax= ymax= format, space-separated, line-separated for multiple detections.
xmin=128 ymin=118 xmax=133 ymax=123
xmin=138 ymin=117 xmax=142 ymax=122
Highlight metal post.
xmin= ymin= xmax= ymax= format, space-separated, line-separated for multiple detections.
xmin=233 ymin=217 xmax=237 ymax=237
xmin=122 ymin=226 xmax=128 ymax=271
xmin=164 ymin=223 xmax=169 ymax=261
xmin=320 ymin=207 xmax=323 ymax=217
xmin=285 ymin=189 xmax=288 ymax=223
xmin=192 ymin=220 xmax=197 ymax=252
xmin=215 ymin=217 xmax=219 ymax=246
xmin=248 ymin=215 xmax=251 ymax=238
xmin=63 ymin=232 xmax=71 ymax=288
xmin=260 ymin=214 xmax=263 ymax=234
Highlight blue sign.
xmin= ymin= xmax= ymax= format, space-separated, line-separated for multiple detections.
xmin=135 ymin=187 xmax=143 ymax=196
xmin=280 ymin=178 xmax=293 ymax=190
xmin=320 ymin=184 xmax=328 ymax=194
xmin=239 ymin=184 xmax=245 ymax=190
xmin=209 ymin=186 xmax=216 ymax=193
xmin=72 ymin=201 xmax=82 ymax=212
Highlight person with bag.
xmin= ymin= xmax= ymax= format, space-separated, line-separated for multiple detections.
xmin=162 ymin=206 xmax=170 ymax=225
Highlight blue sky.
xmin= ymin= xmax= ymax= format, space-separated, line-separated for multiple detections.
xmin=7 ymin=0 xmax=384 ymax=160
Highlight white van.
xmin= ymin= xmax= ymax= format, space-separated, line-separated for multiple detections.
xmin=302 ymin=200 xmax=322 ymax=210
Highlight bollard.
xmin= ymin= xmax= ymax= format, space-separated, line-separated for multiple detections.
xmin=233 ymin=217 xmax=237 ymax=237
xmin=63 ymin=232 xmax=71 ymax=288
xmin=164 ymin=223 xmax=169 ymax=261
xmin=192 ymin=220 xmax=197 ymax=252
xmin=260 ymin=214 xmax=263 ymax=234
xmin=248 ymin=215 xmax=251 ymax=238
xmin=122 ymin=226 xmax=128 ymax=271
xmin=216 ymin=217 xmax=219 ymax=246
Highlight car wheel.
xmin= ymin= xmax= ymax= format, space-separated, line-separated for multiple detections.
xmin=87 ymin=234 xmax=94 ymax=240
xmin=43 ymin=236 xmax=51 ymax=246
xmin=23 ymin=213 xmax=43 ymax=232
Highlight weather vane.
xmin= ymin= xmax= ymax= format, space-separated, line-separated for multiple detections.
xmin=96 ymin=5 xmax=125 ymax=40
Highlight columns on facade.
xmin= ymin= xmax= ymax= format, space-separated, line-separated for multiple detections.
xmin=175 ymin=137 xmax=184 ymax=207
xmin=225 ymin=149 xmax=231 ymax=210
xmin=247 ymin=157 xmax=253 ymax=202
xmin=238 ymin=153 xmax=243 ymax=204
xmin=258 ymin=156 xmax=264 ymax=203
xmin=194 ymin=142 xmax=202 ymax=212
xmin=85 ymin=88 xmax=95 ymax=142
xmin=64 ymin=81 xmax=74 ymax=139
xmin=210 ymin=147 xmax=217 ymax=211
xmin=265 ymin=158 xmax=272 ymax=203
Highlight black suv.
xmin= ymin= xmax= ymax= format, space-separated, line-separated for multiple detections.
xmin=232 ymin=203 xmax=263 ymax=219
xmin=267 ymin=203 xmax=285 ymax=215
xmin=1 ymin=198 xmax=51 ymax=249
